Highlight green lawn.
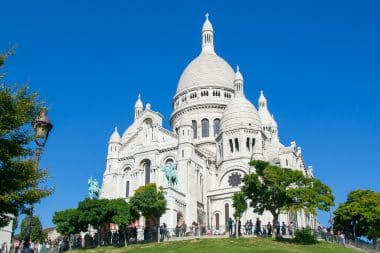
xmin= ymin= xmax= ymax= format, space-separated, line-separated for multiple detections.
xmin=71 ymin=237 xmax=359 ymax=253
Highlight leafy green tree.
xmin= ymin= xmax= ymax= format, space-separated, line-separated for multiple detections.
xmin=20 ymin=216 xmax=47 ymax=243
xmin=242 ymin=160 xmax=334 ymax=237
xmin=232 ymin=192 xmax=247 ymax=238
xmin=129 ymin=183 xmax=167 ymax=242
xmin=53 ymin=208 xmax=83 ymax=250
xmin=107 ymin=199 xmax=137 ymax=246
xmin=77 ymin=198 xmax=113 ymax=246
xmin=0 ymin=51 xmax=52 ymax=227
xmin=334 ymin=189 xmax=380 ymax=244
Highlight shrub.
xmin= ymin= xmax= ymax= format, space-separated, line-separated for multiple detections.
xmin=293 ymin=228 xmax=318 ymax=244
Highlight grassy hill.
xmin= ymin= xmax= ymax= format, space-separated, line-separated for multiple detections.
xmin=71 ymin=237 xmax=359 ymax=253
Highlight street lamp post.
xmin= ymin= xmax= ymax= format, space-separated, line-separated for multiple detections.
xmin=24 ymin=109 xmax=53 ymax=250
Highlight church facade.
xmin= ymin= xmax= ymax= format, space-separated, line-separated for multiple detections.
xmin=100 ymin=15 xmax=316 ymax=232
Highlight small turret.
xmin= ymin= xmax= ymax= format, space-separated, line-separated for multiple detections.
xmin=109 ymin=127 xmax=121 ymax=143
xmin=177 ymin=119 xmax=194 ymax=160
xmin=234 ymin=65 xmax=244 ymax=97
xmin=258 ymin=90 xmax=278 ymax=137
xmin=201 ymin=13 xmax=215 ymax=54
xmin=135 ymin=94 xmax=143 ymax=120
xmin=106 ymin=127 xmax=121 ymax=173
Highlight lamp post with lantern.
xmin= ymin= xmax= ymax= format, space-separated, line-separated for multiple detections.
xmin=24 ymin=109 xmax=53 ymax=249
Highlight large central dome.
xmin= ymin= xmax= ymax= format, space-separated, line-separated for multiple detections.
xmin=176 ymin=53 xmax=235 ymax=94
xmin=175 ymin=14 xmax=235 ymax=95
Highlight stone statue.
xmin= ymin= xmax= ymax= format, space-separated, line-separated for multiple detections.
xmin=88 ymin=177 xmax=100 ymax=199
xmin=162 ymin=163 xmax=178 ymax=187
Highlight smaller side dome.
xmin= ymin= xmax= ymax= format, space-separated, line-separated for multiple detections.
xmin=109 ymin=127 xmax=121 ymax=143
xmin=221 ymin=96 xmax=261 ymax=132
xmin=258 ymin=90 xmax=277 ymax=128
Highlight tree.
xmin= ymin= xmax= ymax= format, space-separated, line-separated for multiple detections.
xmin=20 ymin=216 xmax=47 ymax=243
xmin=0 ymin=51 xmax=52 ymax=227
xmin=129 ymin=183 xmax=167 ymax=242
xmin=53 ymin=208 xmax=83 ymax=250
xmin=334 ymin=189 xmax=380 ymax=244
xmin=242 ymin=160 xmax=334 ymax=237
xmin=77 ymin=198 xmax=113 ymax=246
xmin=107 ymin=199 xmax=137 ymax=246
xmin=232 ymin=192 xmax=247 ymax=238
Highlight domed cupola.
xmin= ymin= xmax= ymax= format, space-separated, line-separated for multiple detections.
xmin=109 ymin=127 xmax=121 ymax=143
xmin=174 ymin=13 xmax=235 ymax=96
xmin=221 ymin=67 xmax=261 ymax=132
xmin=258 ymin=90 xmax=278 ymax=128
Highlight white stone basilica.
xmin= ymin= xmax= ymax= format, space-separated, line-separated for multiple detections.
xmin=100 ymin=15 xmax=316 ymax=232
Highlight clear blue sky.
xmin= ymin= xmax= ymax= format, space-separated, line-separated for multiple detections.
xmin=2 ymin=0 xmax=379 ymax=229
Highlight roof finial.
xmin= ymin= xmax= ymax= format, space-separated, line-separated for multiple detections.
xmin=234 ymin=65 xmax=243 ymax=81
xmin=135 ymin=93 xmax=143 ymax=108
xmin=260 ymin=90 xmax=264 ymax=95
xmin=114 ymin=126 xmax=118 ymax=132
xmin=205 ymin=12 xmax=209 ymax=20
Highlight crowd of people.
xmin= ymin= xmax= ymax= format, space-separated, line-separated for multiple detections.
xmin=1 ymin=239 xmax=65 ymax=253
xmin=160 ymin=221 xmax=201 ymax=241
xmin=226 ymin=217 xmax=295 ymax=237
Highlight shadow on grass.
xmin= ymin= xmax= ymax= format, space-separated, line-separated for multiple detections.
xmin=275 ymin=237 xmax=319 ymax=245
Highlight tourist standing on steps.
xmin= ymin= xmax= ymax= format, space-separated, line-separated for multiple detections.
xmin=227 ymin=217 xmax=233 ymax=236
xmin=255 ymin=218 xmax=262 ymax=236
xmin=160 ymin=223 xmax=165 ymax=241
xmin=288 ymin=222 xmax=294 ymax=236
xmin=275 ymin=220 xmax=281 ymax=237
xmin=267 ymin=222 xmax=272 ymax=237
xmin=281 ymin=222 xmax=287 ymax=236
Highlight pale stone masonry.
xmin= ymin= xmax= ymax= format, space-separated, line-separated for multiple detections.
xmin=100 ymin=14 xmax=315 ymax=232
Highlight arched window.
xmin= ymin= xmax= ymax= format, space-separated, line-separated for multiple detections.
xmin=215 ymin=213 xmax=220 ymax=230
xmin=165 ymin=158 xmax=174 ymax=166
xmin=246 ymin=138 xmax=250 ymax=151
xmin=125 ymin=181 xmax=130 ymax=197
xmin=201 ymin=118 xmax=209 ymax=137
xmin=143 ymin=118 xmax=153 ymax=128
xmin=141 ymin=159 xmax=151 ymax=184
xmin=235 ymin=138 xmax=239 ymax=152
xmin=213 ymin=118 xmax=220 ymax=136
xmin=124 ymin=167 xmax=131 ymax=173
xmin=225 ymin=203 xmax=230 ymax=228
xmin=229 ymin=139 xmax=234 ymax=153
xmin=192 ymin=120 xmax=197 ymax=139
